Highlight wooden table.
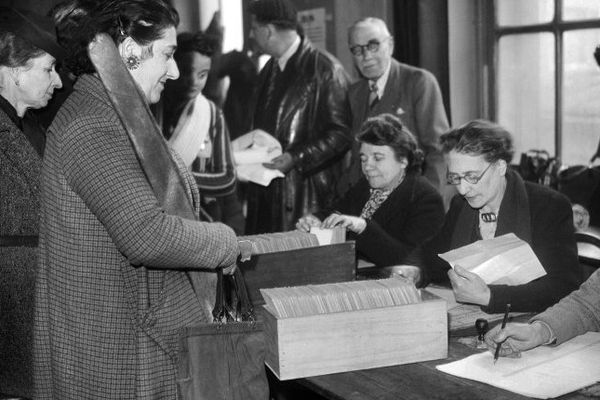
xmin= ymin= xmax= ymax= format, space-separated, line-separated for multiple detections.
xmin=296 ymin=337 xmax=599 ymax=400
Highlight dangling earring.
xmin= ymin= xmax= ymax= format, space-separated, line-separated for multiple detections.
xmin=124 ymin=55 xmax=140 ymax=70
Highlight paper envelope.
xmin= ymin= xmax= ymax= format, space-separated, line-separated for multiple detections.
xmin=232 ymin=129 xmax=284 ymax=186
xmin=438 ymin=233 xmax=546 ymax=285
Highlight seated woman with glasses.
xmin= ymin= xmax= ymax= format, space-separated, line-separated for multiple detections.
xmin=410 ymin=119 xmax=583 ymax=313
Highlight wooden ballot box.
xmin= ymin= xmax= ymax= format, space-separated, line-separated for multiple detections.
xmin=262 ymin=289 xmax=448 ymax=380
xmin=238 ymin=241 xmax=356 ymax=306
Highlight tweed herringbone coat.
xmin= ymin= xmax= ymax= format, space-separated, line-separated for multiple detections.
xmin=0 ymin=107 xmax=41 ymax=398
xmin=33 ymin=75 xmax=239 ymax=399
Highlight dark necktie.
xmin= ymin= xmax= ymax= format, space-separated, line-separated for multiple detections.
xmin=265 ymin=62 xmax=281 ymax=109
xmin=369 ymin=81 xmax=379 ymax=109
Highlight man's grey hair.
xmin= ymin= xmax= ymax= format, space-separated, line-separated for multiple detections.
xmin=347 ymin=17 xmax=391 ymax=43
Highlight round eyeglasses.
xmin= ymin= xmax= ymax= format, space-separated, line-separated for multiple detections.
xmin=349 ymin=37 xmax=391 ymax=57
xmin=446 ymin=163 xmax=493 ymax=185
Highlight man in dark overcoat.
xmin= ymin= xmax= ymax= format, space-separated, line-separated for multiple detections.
xmin=244 ymin=0 xmax=352 ymax=234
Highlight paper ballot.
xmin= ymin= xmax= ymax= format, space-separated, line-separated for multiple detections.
xmin=438 ymin=233 xmax=546 ymax=285
xmin=436 ymin=332 xmax=600 ymax=399
xmin=232 ymin=129 xmax=285 ymax=186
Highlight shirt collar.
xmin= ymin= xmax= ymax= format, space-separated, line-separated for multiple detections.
xmin=277 ymin=35 xmax=301 ymax=71
xmin=369 ymin=60 xmax=392 ymax=99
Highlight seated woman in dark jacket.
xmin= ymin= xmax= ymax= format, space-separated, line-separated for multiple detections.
xmin=296 ymin=114 xmax=445 ymax=267
xmin=413 ymin=119 xmax=583 ymax=313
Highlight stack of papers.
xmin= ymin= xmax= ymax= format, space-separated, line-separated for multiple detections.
xmin=238 ymin=231 xmax=320 ymax=254
xmin=437 ymin=332 xmax=600 ymax=399
xmin=438 ymin=233 xmax=546 ymax=285
xmin=261 ymin=278 xmax=421 ymax=318
xmin=232 ymin=129 xmax=284 ymax=186
xmin=425 ymin=285 xmax=527 ymax=331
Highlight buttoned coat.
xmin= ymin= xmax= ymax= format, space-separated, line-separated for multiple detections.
xmin=34 ymin=75 xmax=239 ymax=399
xmin=344 ymin=59 xmax=449 ymax=194
xmin=417 ymin=170 xmax=583 ymax=314
xmin=0 ymin=107 xmax=41 ymax=398
xmin=316 ymin=172 xmax=445 ymax=267
xmin=245 ymin=37 xmax=352 ymax=234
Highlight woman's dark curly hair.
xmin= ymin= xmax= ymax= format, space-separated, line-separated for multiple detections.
xmin=356 ymin=113 xmax=424 ymax=173
xmin=440 ymin=119 xmax=514 ymax=164
xmin=53 ymin=0 xmax=179 ymax=76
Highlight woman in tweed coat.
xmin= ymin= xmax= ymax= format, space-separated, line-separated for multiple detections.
xmin=0 ymin=8 xmax=64 ymax=397
xmin=33 ymin=1 xmax=244 ymax=398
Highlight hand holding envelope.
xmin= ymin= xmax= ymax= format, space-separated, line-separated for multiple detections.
xmin=439 ymin=233 xmax=547 ymax=306
xmin=438 ymin=233 xmax=547 ymax=286
xmin=232 ymin=129 xmax=285 ymax=186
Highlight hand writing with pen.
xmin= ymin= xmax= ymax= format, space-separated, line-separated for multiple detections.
xmin=484 ymin=321 xmax=555 ymax=359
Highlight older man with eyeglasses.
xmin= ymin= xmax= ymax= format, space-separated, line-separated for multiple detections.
xmin=405 ymin=119 xmax=583 ymax=314
xmin=340 ymin=17 xmax=450 ymax=206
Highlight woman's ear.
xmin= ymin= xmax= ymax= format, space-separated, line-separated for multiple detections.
xmin=497 ymin=159 xmax=508 ymax=176
xmin=118 ymin=36 xmax=142 ymax=61
xmin=119 ymin=36 xmax=143 ymax=70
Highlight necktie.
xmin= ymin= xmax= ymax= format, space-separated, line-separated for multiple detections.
xmin=264 ymin=62 xmax=281 ymax=113
xmin=368 ymin=81 xmax=379 ymax=109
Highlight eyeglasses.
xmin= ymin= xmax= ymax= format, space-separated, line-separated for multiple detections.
xmin=349 ymin=37 xmax=391 ymax=57
xmin=446 ymin=163 xmax=493 ymax=185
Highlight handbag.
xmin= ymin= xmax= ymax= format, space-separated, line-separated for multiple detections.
xmin=518 ymin=149 xmax=559 ymax=188
xmin=176 ymin=268 xmax=269 ymax=400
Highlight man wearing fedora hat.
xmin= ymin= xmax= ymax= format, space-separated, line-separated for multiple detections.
xmin=0 ymin=7 xmax=64 ymax=398
xmin=244 ymin=0 xmax=352 ymax=234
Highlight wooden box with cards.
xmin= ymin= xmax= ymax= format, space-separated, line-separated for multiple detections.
xmin=238 ymin=229 xmax=354 ymax=306
xmin=260 ymin=280 xmax=448 ymax=380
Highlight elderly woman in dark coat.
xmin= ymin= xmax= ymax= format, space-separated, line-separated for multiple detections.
xmin=33 ymin=1 xmax=250 ymax=398
xmin=296 ymin=114 xmax=445 ymax=267
xmin=414 ymin=120 xmax=583 ymax=313
xmin=0 ymin=7 xmax=63 ymax=397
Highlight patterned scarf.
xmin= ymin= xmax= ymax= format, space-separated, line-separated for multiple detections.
xmin=360 ymin=187 xmax=393 ymax=220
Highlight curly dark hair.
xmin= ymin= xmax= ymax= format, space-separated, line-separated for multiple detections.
xmin=440 ymin=119 xmax=514 ymax=164
xmin=52 ymin=0 xmax=179 ymax=76
xmin=356 ymin=113 xmax=424 ymax=173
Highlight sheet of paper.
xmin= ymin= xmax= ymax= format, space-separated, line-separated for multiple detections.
xmin=436 ymin=332 xmax=600 ymax=399
xmin=426 ymin=285 xmax=526 ymax=331
xmin=309 ymin=227 xmax=346 ymax=246
xmin=232 ymin=129 xmax=284 ymax=186
xmin=438 ymin=233 xmax=546 ymax=285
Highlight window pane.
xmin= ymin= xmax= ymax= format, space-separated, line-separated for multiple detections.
xmin=497 ymin=33 xmax=555 ymax=161
xmin=562 ymin=29 xmax=600 ymax=166
xmin=563 ymin=0 xmax=600 ymax=21
xmin=496 ymin=0 xmax=553 ymax=26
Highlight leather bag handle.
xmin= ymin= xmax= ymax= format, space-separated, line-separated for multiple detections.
xmin=212 ymin=268 xmax=255 ymax=323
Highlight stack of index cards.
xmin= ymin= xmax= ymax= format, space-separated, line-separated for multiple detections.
xmin=260 ymin=278 xmax=421 ymax=319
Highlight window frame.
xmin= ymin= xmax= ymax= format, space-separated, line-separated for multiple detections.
xmin=483 ymin=0 xmax=600 ymax=160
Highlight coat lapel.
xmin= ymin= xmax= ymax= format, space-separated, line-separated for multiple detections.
xmin=496 ymin=169 xmax=532 ymax=243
